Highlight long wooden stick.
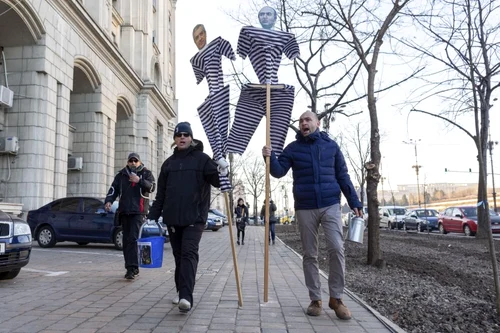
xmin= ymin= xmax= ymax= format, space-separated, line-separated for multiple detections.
xmin=224 ymin=192 xmax=243 ymax=307
xmin=264 ymin=82 xmax=271 ymax=303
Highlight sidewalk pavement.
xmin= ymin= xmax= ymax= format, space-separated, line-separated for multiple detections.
xmin=0 ymin=225 xmax=406 ymax=333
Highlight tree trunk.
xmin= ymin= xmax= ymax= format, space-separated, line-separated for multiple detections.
xmin=366 ymin=65 xmax=381 ymax=266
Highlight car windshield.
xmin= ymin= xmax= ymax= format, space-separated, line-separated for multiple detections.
xmin=210 ymin=208 xmax=226 ymax=217
xmin=462 ymin=207 xmax=477 ymax=217
xmin=421 ymin=210 xmax=438 ymax=217
xmin=390 ymin=208 xmax=406 ymax=215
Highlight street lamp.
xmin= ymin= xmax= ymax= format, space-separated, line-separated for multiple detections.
xmin=403 ymin=139 xmax=422 ymax=207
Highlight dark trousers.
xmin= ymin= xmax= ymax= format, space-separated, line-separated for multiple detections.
xmin=237 ymin=227 xmax=245 ymax=241
xmin=121 ymin=214 xmax=143 ymax=270
xmin=269 ymin=222 xmax=276 ymax=242
xmin=168 ymin=223 xmax=205 ymax=305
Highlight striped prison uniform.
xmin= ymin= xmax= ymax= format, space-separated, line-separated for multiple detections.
xmin=190 ymin=37 xmax=235 ymax=192
xmin=227 ymin=26 xmax=300 ymax=156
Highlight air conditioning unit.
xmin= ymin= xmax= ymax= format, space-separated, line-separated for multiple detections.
xmin=68 ymin=156 xmax=83 ymax=171
xmin=0 ymin=136 xmax=19 ymax=154
xmin=0 ymin=86 xmax=13 ymax=108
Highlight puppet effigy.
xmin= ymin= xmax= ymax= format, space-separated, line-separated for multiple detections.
xmin=226 ymin=6 xmax=299 ymax=156
xmin=190 ymin=24 xmax=235 ymax=191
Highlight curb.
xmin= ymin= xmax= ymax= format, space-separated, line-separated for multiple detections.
xmin=277 ymin=237 xmax=407 ymax=333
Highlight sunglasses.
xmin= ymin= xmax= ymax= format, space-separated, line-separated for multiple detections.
xmin=175 ymin=132 xmax=190 ymax=138
xmin=128 ymin=159 xmax=139 ymax=163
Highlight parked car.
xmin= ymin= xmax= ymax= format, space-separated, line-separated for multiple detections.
xmin=27 ymin=197 xmax=167 ymax=250
xmin=379 ymin=206 xmax=407 ymax=229
xmin=438 ymin=206 xmax=500 ymax=236
xmin=205 ymin=213 xmax=223 ymax=231
xmin=0 ymin=210 xmax=32 ymax=280
xmin=280 ymin=216 xmax=292 ymax=225
xmin=402 ymin=209 xmax=439 ymax=232
xmin=362 ymin=206 xmax=369 ymax=225
xmin=209 ymin=208 xmax=228 ymax=226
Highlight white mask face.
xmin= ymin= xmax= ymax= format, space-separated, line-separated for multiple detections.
xmin=258 ymin=6 xmax=277 ymax=30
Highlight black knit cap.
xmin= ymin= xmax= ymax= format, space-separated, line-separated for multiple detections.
xmin=174 ymin=122 xmax=193 ymax=139
xmin=127 ymin=152 xmax=140 ymax=161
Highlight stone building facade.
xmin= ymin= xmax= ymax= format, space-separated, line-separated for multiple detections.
xmin=0 ymin=0 xmax=177 ymax=213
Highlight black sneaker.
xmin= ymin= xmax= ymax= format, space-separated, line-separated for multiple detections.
xmin=124 ymin=270 xmax=135 ymax=280
xmin=237 ymin=240 xmax=240 ymax=245
xmin=133 ymin=268 xmax=139 ymax=276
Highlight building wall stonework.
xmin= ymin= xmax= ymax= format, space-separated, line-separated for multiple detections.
xmin=0 ymin=0 xmax=178 ymax=213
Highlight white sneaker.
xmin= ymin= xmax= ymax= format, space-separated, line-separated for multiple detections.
xmin=178 ymin=298 xmax=191 ymax=313
xmin=172 ymin=295 xmax=179 ymax=305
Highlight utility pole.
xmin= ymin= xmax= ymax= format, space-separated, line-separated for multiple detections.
xmin=488 ymin=138 xmax=498 ymax=212
xmin=403 ymin=139 xmax=422 ymax=207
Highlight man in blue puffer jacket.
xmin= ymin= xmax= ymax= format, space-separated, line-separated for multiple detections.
xmin=262 ymin=111 xmax=362 ymax=320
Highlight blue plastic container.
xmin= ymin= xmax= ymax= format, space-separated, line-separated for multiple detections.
xmin=137 ymin=221 xmax=165 ymax=268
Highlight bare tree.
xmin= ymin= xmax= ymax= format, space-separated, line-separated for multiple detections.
xmin=338 ymin=122 xmax=370 ymax=206
xmin=324 ymin=0 xmax=413 ymax=266
xmin=240 ymin=153 xmax=266 ymax=219
xmin=227 ymin=0 xmax=421 ymax=132
xmin=401 ymin=0 xmax=500 ymax=314
xmin=402 ymin=0 xmax=500 ymax=238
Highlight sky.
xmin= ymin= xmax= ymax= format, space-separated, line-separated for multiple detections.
xmin=174 ymin=0 xmax=500 ymax=194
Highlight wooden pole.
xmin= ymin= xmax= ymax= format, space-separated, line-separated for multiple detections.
xmin=224 ymin=192 xmax=243 ymax=307
xmin=264 ymin=82 xmax=271 ymax=302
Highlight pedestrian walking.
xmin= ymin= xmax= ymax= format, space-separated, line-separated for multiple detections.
xmin=148 ymin=122 xmax=222 ymax=313
xmin=234 ymin=198 xmax=249 ymax=245
xmin=262 ymin=111 xmax=362 ymax=320
xmin=260 ymin=199 xmax=277 ymax=245
xmin=105 ymin=153 xmax=155 ymax=280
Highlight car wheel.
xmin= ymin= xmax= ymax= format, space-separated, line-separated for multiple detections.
xmin=0 ymin=268 xmax=21 ymax=280
xmin=114 ymin=229 xmax=123 ymax=250
xmin=77 ymin=242 xmax=89 ymax=246
xmin=439 ymin=224 xmax=447 ymax=234
xmin=464 ymin=225 xmax=472 ymax=237
xmin=37 ymin=226 xmax=56 ymax=248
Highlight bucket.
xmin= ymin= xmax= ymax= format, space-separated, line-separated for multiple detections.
xmin=137 ymin=220 xmax=165 ymax=269
xmin=346 ymin=216 xmax=365 ymax=244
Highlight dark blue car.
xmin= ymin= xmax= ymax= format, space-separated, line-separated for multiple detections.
xmin=27 ymin=197 xmax=167 ymax=251
xmin=402 ymin=209 xmax=439 ymax=232
xmin=0 ymin=210 xmax=32 ymax=280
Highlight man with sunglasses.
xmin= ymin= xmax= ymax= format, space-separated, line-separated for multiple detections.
xmin=149 ymin=121 xmax=222 ymax=313
xmin=105 ymin=152 xmax=155 ymax=280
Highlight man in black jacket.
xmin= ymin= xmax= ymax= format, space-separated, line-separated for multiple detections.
xmin=261 ymin=199 xmax=278 ymax=245
xmin=105 ymin=153 xmax=155 ymax=280
xmin=148 ymin=122 xmax=222 ymax=313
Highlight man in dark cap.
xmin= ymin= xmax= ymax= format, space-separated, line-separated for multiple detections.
xmin=149 ymin=121 xmax=223 ymax=313
xmin=105 ymin=152 xmax=155 ymax=280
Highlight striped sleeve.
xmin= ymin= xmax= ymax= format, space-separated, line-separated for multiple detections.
xmin=283 ymin=36 xmax=300 ymax=60
xmin=190 ymin=56 xmax=205 ymax=85
xmin=220 ymin=38 xmax=236 ymax=61
xmin=236 ymin=28 xmax=252 ymax=60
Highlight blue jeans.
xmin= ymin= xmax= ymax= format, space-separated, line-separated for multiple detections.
xmin=269 ymin=222 xmax=276 ymax=242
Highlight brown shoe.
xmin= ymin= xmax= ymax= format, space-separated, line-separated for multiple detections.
xmin=306 ymin=300 xmax=322 ymax=316
xmin=329 ymin=298 xmax=351 ymax=320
